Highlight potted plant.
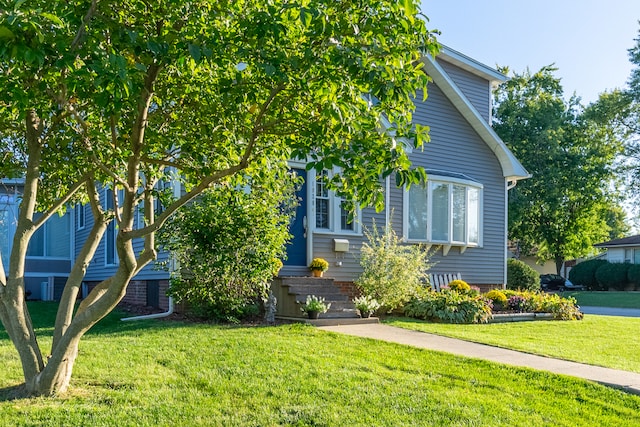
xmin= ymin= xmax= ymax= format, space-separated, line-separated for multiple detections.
xmin=309 ymin=257 xmax=329 ymax=277
xmin=353 ymin=295 xmax=381 ymax=318
xmin=300 ymin=295 xmax=331 ymax=319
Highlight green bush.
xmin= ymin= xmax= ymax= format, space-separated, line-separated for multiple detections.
xmin=569 ymin=259 xmax=608 ymax=290
xmin=627 ymin=265 xmax=640 ymax=290
xmin=159 ymin=172 xmax=298 ymax=322
xmin=506 ymin=258 xmax=539 ymax=291
xmin=403 ymin=290 xmax=492 ymax=324
xmin=356 ymin=221 xmax=433 ymax=311
xmin=404 ymin=289 xmax=583 ymax=323
xmin=595 ymin=262 xmax=631 ymax=291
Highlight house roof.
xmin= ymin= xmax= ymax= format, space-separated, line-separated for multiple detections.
xmin=420 ymin=48 xmax=530 ymax=183
xmin=594 ymin=235 xmax=640 ymax=248
xmin=438 ymin=46 xmax=507 ymax=84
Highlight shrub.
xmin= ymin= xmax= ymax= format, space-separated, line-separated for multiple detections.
xmin=595 ymin=262 xmax=630 ymax=291
xmin=534 ymin=293 xmax=583 ymax=320
xmin=627 ymin=265 xmax=640 ymax=290
xmin=506 ymin=258 xmax=539 ymax=291
xmin=159 ymin=172 xmax=298 ymax=322
xmin=569 ymin=259 xmax=608 ymax=291
xmin=403 ymin=290 xmax=492 ymax=324
xmin=507 ymin=295 xmax=528 ymax=312
xmin=356 ymin=221 xmax=433 ymax=311
xmin=448 ymin=280 xmax=470 ymax=292
xmin=485 ymin=289 xmax=508 ymax=310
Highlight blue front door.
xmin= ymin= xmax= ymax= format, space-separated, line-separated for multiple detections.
xmin=284 ymin=169 xmax=307 ymax=266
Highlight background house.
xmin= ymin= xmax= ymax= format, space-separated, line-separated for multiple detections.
xmin=0 ymin=179 xmax=72 ymax=300
xmin=594 ymin=235 xmax=640 ymax=264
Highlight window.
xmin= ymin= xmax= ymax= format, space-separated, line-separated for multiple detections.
xmin=634 ymin=249 xmax=640 ymax=264
xmin=313 ymin=170 xmax=358 ymax=233
xmin=0 ymin=209 xmax=9 ymax=269
xmin=76 ymin=203 xmax=85 ymax=230
xmin=26 ymin=212 xmax=71 ymax=258
xmin=404 ymin=174 xmax=482 ymax=247
xmin=105 ymin=188 xmax=121 ymax=266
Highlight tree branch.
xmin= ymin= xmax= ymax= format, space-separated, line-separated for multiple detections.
xmin=71 ymin=0 xmax=99 ymax=51
xmin=32 ymin=175 xmax=89 ymax=230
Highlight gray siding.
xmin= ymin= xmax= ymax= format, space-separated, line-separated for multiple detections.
xmin=308 ymin=207 xmax=386 ymax=282
xmin=308 ymin=62 xmax=508 ymax=286
xmin=78 ymin=191 xmax=170 ymax=283
xmin=438 ymin=60 xmax=492 ymax=123
xmin=396 ymin=82 xmax=506 ymax=285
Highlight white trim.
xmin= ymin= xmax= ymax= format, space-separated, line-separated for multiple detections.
xmin=104 ymin=188 xmax=119 ymax=267
xmin=76 ymin=203 xmax=86 ymax=231
xmin=305 ymin=169 xmax=313 ymax=266
xmin=310 ymin=169 xmax=361 ymax=237
xmin=438 ymin=45 xmax=507 ymax=84
xmin=503 ymin=179 xmax=508 ymax=287
xmin=403 ymin=174 xmax=484 ymax=251
xmin=421 ymin=53 xmax=530 ymax=182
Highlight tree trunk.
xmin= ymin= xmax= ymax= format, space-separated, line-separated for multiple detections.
xmin=28 ymin=338 xmax=80 ymax=396
xmin=555 ymin=256 xmax=564 ymax=276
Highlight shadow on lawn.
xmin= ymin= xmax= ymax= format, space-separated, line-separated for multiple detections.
xmin=0 ymin=384 xmax=29 ymax=401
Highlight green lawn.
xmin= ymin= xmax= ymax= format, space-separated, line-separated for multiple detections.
xmin=563 ymin=291 xmax=640 ymax=308
xmin=385 ymin=315 xmax=640 ymax=373
xmin=0 ymin=303 xmax=639 ymax=426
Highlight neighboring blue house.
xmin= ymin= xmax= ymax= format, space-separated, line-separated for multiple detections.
xmin=0 ymin=179 xmax=72 ymax=300
xmin=7 ymin=46 xmax=528 ymax=310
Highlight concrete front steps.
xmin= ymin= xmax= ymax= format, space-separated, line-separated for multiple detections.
xmin=272 ymin=276 xmax=374 ymax=324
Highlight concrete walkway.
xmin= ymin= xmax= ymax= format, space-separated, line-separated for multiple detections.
xmin=580 ymin=306 xmax=640 ymax=317
xmin=318 ymin=323 xmax=640 ymax=395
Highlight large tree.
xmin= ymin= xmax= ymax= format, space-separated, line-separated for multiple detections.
xmin=493 ymin=66 xmax=624 ymax=274
xmin=0 ymin=0 xmax=438 ymax=396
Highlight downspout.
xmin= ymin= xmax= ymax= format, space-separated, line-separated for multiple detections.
xmin=121 ymin=296 xmax=174 ymax=322
xmin=503 ymin=179 xmax=509 ymax=289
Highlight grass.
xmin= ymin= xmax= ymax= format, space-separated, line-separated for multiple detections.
xmin=563 ymin=291 xmax=640 ymax=308
xmin=385 ymin=315 xmax=640 ymax=373
xmin=0 ymin=303 xmax=639 ymax=426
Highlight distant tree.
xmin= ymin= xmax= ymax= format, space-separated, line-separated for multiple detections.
xmin=0 ymin=0 xmax=438 ymax=396
xmin=585 ymin=25 xmax=640 ymax=217
xmin=493 ymin=66 xmax=625 ymax=274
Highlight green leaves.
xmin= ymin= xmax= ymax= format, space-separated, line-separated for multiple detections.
xmin=0 ymin=26 xmax=15 ymax=41
xmin=494 ymin=66 xmax=624 ymax=266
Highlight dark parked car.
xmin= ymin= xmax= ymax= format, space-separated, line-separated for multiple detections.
xmin=540 ymin=274 xmax=585 ymax=291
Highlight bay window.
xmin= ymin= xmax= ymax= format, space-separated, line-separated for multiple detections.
xmin=405 ymin=174 xmax=482 ymax=248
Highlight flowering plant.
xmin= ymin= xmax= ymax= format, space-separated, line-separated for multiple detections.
xmin=309 ymin=258 xmax=329 ymax=272
xmin=353 ymin=295 xmax=381 ymax=315
xmin=300 ymin=295 xmax=330 ymax=313
xmin=508 ymin=295 xmax=527 ymax=312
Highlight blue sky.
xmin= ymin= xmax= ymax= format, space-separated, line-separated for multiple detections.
xmin=420 ymin=0 xmax=640 ymax=104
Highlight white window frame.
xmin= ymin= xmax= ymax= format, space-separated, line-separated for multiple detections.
xmin=76 ymin=203 xmax=85 ymax=230
xmin=403 ymin=174 xmax=483 ymax=254
xmin=104 ymin=188 xmax=122 ymax=267
xmin=311 ymin=169 xmax=361 ymax=235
